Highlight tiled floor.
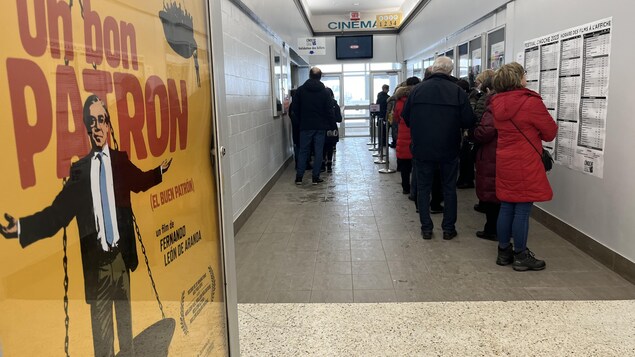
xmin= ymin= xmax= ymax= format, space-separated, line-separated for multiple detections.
xmin=235 ymin=137 xmax=635 ymax=303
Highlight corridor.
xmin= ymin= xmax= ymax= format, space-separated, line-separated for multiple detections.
xmin=235 ymin=137 xmax=635 ymax=355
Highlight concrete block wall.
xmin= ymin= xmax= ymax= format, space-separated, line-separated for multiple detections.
xmin=221 ymin=0 xmax=292 ymax=221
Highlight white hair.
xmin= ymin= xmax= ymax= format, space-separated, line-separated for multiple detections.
xmin=431 ymin=56 xmax=454 ymax=75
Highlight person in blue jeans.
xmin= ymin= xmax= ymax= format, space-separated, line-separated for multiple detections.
xmin=292 ymin=67 xmax=336 ymax=185
xmin=490 ymin=62 xmax=558 ymax=271
xmin=402 ymin=57 xmax=475 ymax=240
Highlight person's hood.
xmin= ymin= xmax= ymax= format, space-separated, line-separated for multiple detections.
xmin=490 ymin=88 xmax=540 ymax=121
xmin=303 ymin=78 xmax=326 ymax=92
xmin=393 ymin=85 xmax=414 ymax=100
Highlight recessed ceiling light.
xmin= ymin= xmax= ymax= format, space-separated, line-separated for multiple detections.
xmin=353 ymin=2 xmax=359 ymax=5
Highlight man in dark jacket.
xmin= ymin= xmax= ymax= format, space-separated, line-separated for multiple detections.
xmin=293 ymin=67 xmax=336 ymax=185
xmin=376 ymin=84 xmax=390 ymax=148
xmin=402 ymin=57 xmax=475 ymax=240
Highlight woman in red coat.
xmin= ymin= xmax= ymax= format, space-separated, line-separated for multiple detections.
xmin=393 ymin=76 xmax=421 ymax=194
xmin=491 ymin=62 xmax=557 ymax=271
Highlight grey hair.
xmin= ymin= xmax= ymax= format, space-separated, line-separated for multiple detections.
xmin=431 ymin=56 xmax=454 ymax=75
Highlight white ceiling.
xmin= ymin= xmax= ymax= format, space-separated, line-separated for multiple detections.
xmin=304 ymin=0 xmax=405 ymax=16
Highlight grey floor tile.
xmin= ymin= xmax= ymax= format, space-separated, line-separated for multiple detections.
xmin=315 ymin=261 xmax=352 ymax=275
xmin=271 ymin=272 xmax=313 ymax=291
xmin=286 ymin=237 xmax=320 ymax=251
xmin=310 ymin=290 xmax=354 ymax=303
xmin=570 ymin=285 xmax=635 ymax=300
xmin=350 ymin=239 xmax=384 ymax=250
xmin=352 ymin=261 xmax=390 ymax=275
xmin=233 ymin=137 xmax=635 ymax=304
xmin=353 ymin=273 xmax=394 ymax=290
xmin=353 ymin=289 xmax=397 ymax=303
xmin=312 ymin=274 xmax=353 ymax=290
xmin=266 ymin=290 xmax=311 ymax=303
xmin=351 ymin=248 xmax=386 ymax=262
xmin=319 ymin=238 xmax=351 ymax=251
xmin=394 ymin=289 xmax=446 ymax=302
xmin=525 ymin=287 xmax=580 ymax=300
xmin=317 ymin=250 xmax=351 ymax=262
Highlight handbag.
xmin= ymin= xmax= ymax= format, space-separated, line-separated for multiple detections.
xmin=509 ymin=119 xmax=554 ymax=172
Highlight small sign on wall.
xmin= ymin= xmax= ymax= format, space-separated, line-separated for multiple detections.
xmin=376 ymin=13 xmax=402 ymax=28
xmin=350 ymin=12 xmax=360 ymax=21
xmin=297 ymin=37 xmax=326 ymax=55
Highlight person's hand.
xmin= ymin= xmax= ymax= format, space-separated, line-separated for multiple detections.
xmin=0 ymin=213 xmax=18 ymax=239
xmin=161 ymin=158 xmax=173 ymax=174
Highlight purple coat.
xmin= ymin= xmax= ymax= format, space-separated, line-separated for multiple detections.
xmin=473 ymin=98 xmax=498 ymax=203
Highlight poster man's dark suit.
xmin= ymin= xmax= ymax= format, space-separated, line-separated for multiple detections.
xmin=18 ymin=148 xmax=163 ymax=357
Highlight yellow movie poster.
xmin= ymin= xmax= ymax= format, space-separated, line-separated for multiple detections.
xmin=0 ymin=0 xmax=228 ymax=356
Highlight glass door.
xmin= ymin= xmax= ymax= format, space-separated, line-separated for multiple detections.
xmin=343 ymin=73 xmax=370 ymax=137
xmin=322 ymin=74 xmax=344 ymax=135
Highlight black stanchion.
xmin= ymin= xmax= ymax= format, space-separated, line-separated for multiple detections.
xmin=368 ymin=114 xmax=378 ymax=151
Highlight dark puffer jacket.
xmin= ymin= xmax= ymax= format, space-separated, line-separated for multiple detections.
xmin=473 ymin=91 xmax=489 ymax=123
xmin=401 ymin=73 xmax=475 ymax=161
xmin=473 ymin=96 xmax=498 ymax=203
xmin=294 ymin=78 xmax=335 ymax=131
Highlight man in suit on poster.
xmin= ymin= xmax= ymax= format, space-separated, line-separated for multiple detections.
xmin=0 ymin=94 xmax=173 ymax=357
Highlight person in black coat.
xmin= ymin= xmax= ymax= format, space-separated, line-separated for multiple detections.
xmin=376 ymin=84 xmax=390 ymax=148
xmin=402 ymin=57 xmax=475 ymax=240
xmin=293 ymin=67 xmax=336 ymax=185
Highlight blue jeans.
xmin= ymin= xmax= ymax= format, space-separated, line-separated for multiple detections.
xmin=296 ymin=130 xmax=326 ymax=179
xmin=497 ymin=202 xmax=533 ymax=252
xmin=414 ymin=158 xmax=458 ymax=233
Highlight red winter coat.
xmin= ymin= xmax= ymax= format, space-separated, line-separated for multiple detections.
xmin=393 ymin=86 xmax=413 ymax=159
xmin=491 ymin=88 xmax=558 ymax=203
xmin=473 ymin=95 xmax=498 ymax=203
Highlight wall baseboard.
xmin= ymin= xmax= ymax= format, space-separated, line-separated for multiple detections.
xmin=233 ymin=156 xmax=293 ymax=234
xmin=532 ymin=206 xmax=635 ymax=285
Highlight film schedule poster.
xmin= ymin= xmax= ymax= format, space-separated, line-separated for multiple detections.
xmin=524 ymin=17 xmax=612 ymax=178
xmin=0 ymin=0 xmax=229 ymax=356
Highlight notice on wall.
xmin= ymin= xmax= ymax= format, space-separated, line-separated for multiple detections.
xmin=471 ymin=48 xmax=482 ymax=77
xmin=490 ymin=41 xmax=505 ymax=69
xmin=524 ymin=17 xmax=612 ymax=178
xmin=297 ymin=37 xmax=326 ymax=55
xmin=0 ymin=0 xmax=229 ymax=355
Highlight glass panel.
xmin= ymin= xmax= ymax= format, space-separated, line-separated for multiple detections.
xmin=343 ymin=63 xmax=367 ymax=72
xmin=343 ymin=74 xmax=368 ymax=106
xmin=322 ymin=76 xmax=342 ymax=105
xmin=469 ymin=37 xmax=482 ymax=83
xmin=458 ymin=43 xmax=469 ymax=80
xmin=370 ymin=62 xmax=401 ymax=71
xmin=445 ymin=49 xmax=454 ymax=61
xmin=343 ymin=108 xmax=371 ymax=137
xmin=372 ymin=74 xmax=399 ymax=99
xmin=319 ymin=64 xmax=343 ymax=73
xmin=488 ymin=27 xmax=506 ymax=70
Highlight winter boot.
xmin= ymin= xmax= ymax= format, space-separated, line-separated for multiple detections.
xmin=513 ymin=249 xmax=546 ymax=271
xmin=496 ymin=244 xmax=514 ymax=266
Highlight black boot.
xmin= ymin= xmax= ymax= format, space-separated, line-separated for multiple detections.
xmin=326 ymin=161 xmax=332 ymax=173
xmin=513 ymin=249 xmax=546 ymax=271
xmin=496 ymin=244 xmax=514 ymax=266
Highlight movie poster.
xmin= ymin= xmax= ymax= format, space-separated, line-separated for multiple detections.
xmin=0 ymin=0 xmax=229 ymax=355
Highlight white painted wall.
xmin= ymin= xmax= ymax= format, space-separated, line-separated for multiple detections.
xmin=401 ymin=0 xmax=635 ymax=263
xmin=308 ymin=34 xmax=400 ymax=65
xmin=221 ymin=0 xmax=294 ymax=221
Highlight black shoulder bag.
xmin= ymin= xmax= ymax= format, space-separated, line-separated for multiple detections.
xmin=509 ymin=119 xmax=554 ymax=172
